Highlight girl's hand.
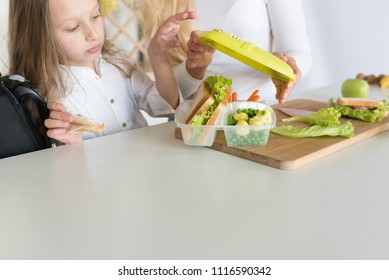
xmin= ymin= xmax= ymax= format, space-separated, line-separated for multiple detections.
xmin=272 ymin=52 xmax=302 ymax=104
xmin=44 ymin=101 xmax=83 ymax=144
xmin=186 ymin=30 xmax=215 ymax=79
xmin=147 ymin=10 xmax=197 ymax=109
xmin=148 ymin=10 xmax=197 ymax=57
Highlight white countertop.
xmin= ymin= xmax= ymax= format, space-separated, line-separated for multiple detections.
xmin=1 ymin=84 xmax=389 ymax=260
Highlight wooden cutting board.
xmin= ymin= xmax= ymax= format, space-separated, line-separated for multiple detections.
xmin=174 ymin=99 xmax=389 ymax=170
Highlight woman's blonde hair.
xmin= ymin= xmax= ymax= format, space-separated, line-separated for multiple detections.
xmin=136 ymin=0 xmax=195 ymax=66
xmin=8 ymin=0 xmax=131 ymax=100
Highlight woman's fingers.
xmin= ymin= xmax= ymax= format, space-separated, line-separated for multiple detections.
xmin=271 ymin=52 xmax=302 ymax=104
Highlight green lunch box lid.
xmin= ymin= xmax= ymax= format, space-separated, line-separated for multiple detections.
xmin=199 ymin=29 xmax=296 ymax=82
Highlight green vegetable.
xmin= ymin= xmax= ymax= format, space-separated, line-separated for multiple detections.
xmin=283 ymin=107 xmax=341 ymax=126
xmin=191 ymin=110 xmax=212 ymax=126
xmin=225 ymin=107 xmax=273 ymax=146
xmin=271 ymin=122 xmax=355 ymax=138
xmin=205 ymin=75 xmax=232 ymax=104
xmin=227 ymin=108 xmax=272 ymax=127
xmin=225 ymin=130 xmax=270 ymax=146
xmin=328 ymin=98 xmax=389 ymax=123
xmin=237 ymin=108 xmax=259 ymax=118
xmin=227 ymin=115 xmax=236 ymax=125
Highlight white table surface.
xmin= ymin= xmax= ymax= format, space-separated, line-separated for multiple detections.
xmin=1 ymin=84 xmax=389 ymax=260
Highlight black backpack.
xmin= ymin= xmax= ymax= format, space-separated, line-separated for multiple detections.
xmin=0 ymin=74 xmax=55 ymax=159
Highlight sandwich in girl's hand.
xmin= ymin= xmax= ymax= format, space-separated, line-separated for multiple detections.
xmin=68 ymin=114 xmax=105 ymax=134
xmin=64 ymin=110 xmax=105 ymax=134
xmin=185 ymin=75 xmax=232 ymax=126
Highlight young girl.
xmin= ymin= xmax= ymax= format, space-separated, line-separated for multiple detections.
xmin=8 ymin=0 xmax=196 ymax=144
xmin=137 ymin=0 xmax=311 ymax=105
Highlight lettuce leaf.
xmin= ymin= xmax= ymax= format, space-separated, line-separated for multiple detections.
xmin=271 ymin=121 xmax=354 ymax=138
xmin=205 ymin=75 xmax=232 ymax=103
xmin=328 ymin=98 xmax=389 ymax=123
xmin=283 ymin=107 xmax=341 ymax=126
xmin=191 ymin=110 xmax=212 ymax=126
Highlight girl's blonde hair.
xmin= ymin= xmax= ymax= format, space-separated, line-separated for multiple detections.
xmin=8 ymin=0 xmax=131 ymax=100
xmin=8 ymin=0 xmax=64 ymax=100
xmin=136 ymin=0 xmax=195 ymax=66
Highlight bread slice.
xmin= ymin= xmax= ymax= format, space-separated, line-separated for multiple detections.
xmin=195 ymin=90 xmax=231 ymax=145
xmin=184 ymin=82 xmax=212 ymax=124
xmin=205 ymin=89 xmax=231 ymax=125
xmin=68 ymin=114 xmax=105 ymax=134
xmin=185 ymin=95 xmax=215 ymax=124
xmin=336 ymin=97 xmax=383 ymax=108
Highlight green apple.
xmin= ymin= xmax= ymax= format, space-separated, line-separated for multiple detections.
xmin=341 ymin=78 xmax=370 ymax=98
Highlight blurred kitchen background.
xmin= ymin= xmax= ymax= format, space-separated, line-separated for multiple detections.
xmin=1 ymin=0 xmax=388 ymax=125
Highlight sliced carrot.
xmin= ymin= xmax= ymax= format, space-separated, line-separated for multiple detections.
xmin=247 ymin=89 xmax=260 ymax=102
xmin=230 ymin=92 xmax=237 ymax=102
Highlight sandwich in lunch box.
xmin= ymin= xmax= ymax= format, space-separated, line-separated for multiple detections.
xmin=185 ymin=75 xmax=232 ymax=126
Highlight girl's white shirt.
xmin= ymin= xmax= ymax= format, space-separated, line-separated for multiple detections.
xmin=174 ymin=0 xmax=312 ymax=104
xmin=60 ymin=57 xmax=177 ymax=140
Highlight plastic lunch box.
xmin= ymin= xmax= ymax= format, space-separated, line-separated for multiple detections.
xmin=175 ymin=100 xmax=276 ymax=147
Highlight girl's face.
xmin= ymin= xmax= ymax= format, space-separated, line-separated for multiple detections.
xmin=50 ymin=0 xmax=104 ymax=69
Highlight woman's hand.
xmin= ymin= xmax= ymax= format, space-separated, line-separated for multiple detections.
xmin=186 ymin=30 xmax=215 ymax=79
xmin=44 ymin=101 xmax=83 ymax=144
xmin=272 ymin=52 xmax=302 ymax=104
